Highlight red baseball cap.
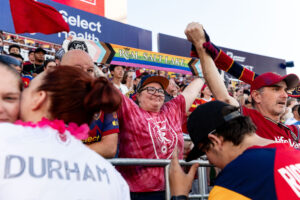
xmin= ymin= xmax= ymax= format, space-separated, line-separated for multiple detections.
xmin=250 ymin=72 xmax=299 ymax=92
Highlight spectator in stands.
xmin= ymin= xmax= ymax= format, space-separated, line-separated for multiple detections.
xmin=1 ymin=54 xmax=32 ymax=88
xmin=23 ymin=48 xmax=46 ymax=76
xmin=25 ymin=49 xmax=35 ymax=65
xmin=158 ymin=70 xmax=167 ymax=77
xmin=61 ymin=49 xmax=119 ymax=158
xmin=133 ymin=71 xmax=148 ymax=91
xmin=293 ymin=106 xmax=300 ymax=125
xmin=8 ymin=53 xmax=23 ymax=73
xmin=282 ymin=98 xmax=298 ymax=123
xmin=0 ymin=36 xmax=4 ymax=55
xmin=169 ymin=100 xmax=300 ymax=200
xmin=0 ymin=66 xmax=129 ymax=199
xmin=189 ymin=84 xmax=215 ymax=114
xmin=121 ymin=69 xmax=135 ymax=92
xmin=101 ymin=65 xmax=109 ymax=76
xmin=185 ymin=22 xmax=300 ymax=148
xmin=285 ymin=104 xmax=300 ymax=125
xmin=117 ymin=73 xmax=204 ymax=200
xmin=43 ymin=59 xmax=57 ymax=71
xmin=164 ymin=78 xmax=179 ymax=102
xmin=110 ymin=64 xmax=128 ymax=94
xmin=235 ymin=87 xmax=245 ymax=105
xmin=8 ymin=44 xmax=21 ymax=54
xmin=0 ymin=59 xmax=22 ymax=123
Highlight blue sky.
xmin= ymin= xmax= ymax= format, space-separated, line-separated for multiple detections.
xmin=128 ymin=0 xmax=300 ymax=75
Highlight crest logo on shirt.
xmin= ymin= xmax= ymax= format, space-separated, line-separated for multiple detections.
xmin=147 ymin=119 xmax=178 ymax=159
xmin=56 ymin=133 xmax=71 ymax=145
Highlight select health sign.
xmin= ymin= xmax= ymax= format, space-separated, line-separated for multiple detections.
xmin=0 ymin=0 xmax=152 ymax=50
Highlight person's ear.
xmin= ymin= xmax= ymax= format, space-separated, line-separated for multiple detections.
xmin=251 ymin=90 xmax=262 ymax=104
xmin=207 ymin=134 xmax=224 ymax=151
xmin=31 ymin=90 xmax=48 ymax=111
xmin=136 ymin=92 xmax=141 ymax=103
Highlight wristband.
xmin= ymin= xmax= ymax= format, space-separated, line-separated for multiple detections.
xmin=170 ymin=195 xmax=188 ymax=200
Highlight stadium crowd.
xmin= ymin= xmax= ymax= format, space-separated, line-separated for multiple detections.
xmin=0 ymin=21 xmax=300 ymax=200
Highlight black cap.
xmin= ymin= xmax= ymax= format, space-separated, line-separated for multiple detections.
xmin=35 ymin=47 xmax=46 ymax=54
xmin=186 ymin=101 xmax=241 ymax=161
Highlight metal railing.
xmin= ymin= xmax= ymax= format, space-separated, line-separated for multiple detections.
xmin=108 ymin=158 xmax=212 ymax=200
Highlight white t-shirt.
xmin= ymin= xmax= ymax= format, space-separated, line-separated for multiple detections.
xmin=0 ymin=123 xmax=130 ymax=200
xmin=113 ymin=83 xmax=129 ymax=95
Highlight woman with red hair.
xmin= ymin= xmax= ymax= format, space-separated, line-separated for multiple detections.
xmin=0 ymin=66 xmax=130 ymax=200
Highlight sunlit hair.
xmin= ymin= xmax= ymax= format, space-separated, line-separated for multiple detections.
xmin=38 ymin=65 xmax=122 ymax=125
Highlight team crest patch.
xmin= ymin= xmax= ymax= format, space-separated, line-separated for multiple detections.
xmin=148 ymin=119 xmax=178 ymax=159
xmin=56 ymin=133 xmax=71 ymax=145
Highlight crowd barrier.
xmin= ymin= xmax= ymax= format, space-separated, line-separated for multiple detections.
xmin=108 ymin=158 xmax=212 ymax=200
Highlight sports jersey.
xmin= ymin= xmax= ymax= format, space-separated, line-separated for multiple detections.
xmin=242 ymin=106 xmax=300 ymax=148
xmin=83 ymin=111 xmax=119 ymax=144
xmin=113 ymin=83 xmax=129 ymax=95
xmin=209 ymin=143 xmax=300 ymax=200
xmin=0 ymin=122 xmax=130 ymax=200
xmin=117 ymin=94 xmax=186 ymax=192
xmin=21 ymin=74 xmax=33 ymax=88
xmin=189 ymin=97 xmax=215 ymax=113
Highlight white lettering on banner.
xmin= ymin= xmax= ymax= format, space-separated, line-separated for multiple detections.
xmin=226 ymin=51 xmax=246 ymax=62
xmin=278 ymin=163 xmax=300 ymax=197
xmin=58 ymin=10 xmax=101 ymax=41
xmin=3 ymin=155 xmax=110 ymax=184
xmin=226 ymin=51 xmax=255 ymax=71
xmin=274 ymin=136 xmax=300 ymax=149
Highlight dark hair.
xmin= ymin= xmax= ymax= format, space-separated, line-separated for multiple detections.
xmin=28 ymin=49 xmax=35 ymax=55
xmin=243 ymin=89 xmax=250 ymax=95
xmin=109 ymin=64 xmax=124 ymax=72
xmin=201 ymin=105 xmax=256 ymax=151
xmin=0 ymin=61 xmax=23 ymax=91
xmin=121 ymin=70 xmax=134 ymax=84
xmin=9 ymin=44 xmax=21 ymax=52
xmin=38 ymin=66 xmax=122 ymax=125
xmin=44 ymin=59 xmax=56 ymax=69
xmin=292 ymin=104 xmax=300 ymax=113
xmin=235 ymin=88 xmax=241 ymax=93
xmin=9 ymin=53 xmax=24 ymax=61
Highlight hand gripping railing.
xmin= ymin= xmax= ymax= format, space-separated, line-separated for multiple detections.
xmin=108 ymin=158 xmax=212 ymax=200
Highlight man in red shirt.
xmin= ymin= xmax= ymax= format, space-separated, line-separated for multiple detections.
xmin=169 ymin=101 xmax=300 ymax=200
xmin=184 ymin=22 xmax=300 ymax=147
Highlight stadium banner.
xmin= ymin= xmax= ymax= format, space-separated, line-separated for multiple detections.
xmin=52 ymin=0 xmax=105 ymax=17
xmin=0 ymin=0 xmax=151 ymax=50
xmin=158 ymin=33 xmax=287 ymax=76
xmin=64 ymin=39 xmax=202 ymax=76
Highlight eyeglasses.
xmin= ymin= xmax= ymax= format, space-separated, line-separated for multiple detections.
xmin=140 ymin=86 xmax=165 ymax=96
